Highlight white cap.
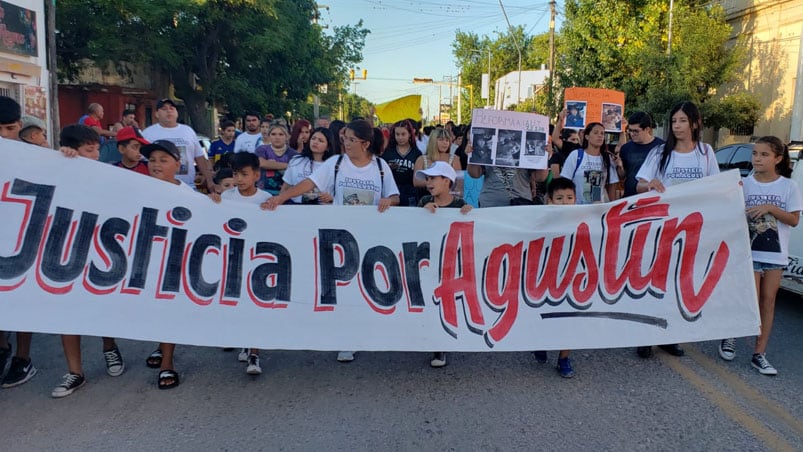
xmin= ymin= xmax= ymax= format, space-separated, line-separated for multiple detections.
xmin=415 ymin=160 xmax=456 ymax=183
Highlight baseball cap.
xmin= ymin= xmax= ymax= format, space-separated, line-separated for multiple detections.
xmin=20 ymin=115 xmax=45 ymax=132
xmin=141 ymin=140 xmax=181 ymax=161
xmin=415 ymin=161 xmax=456 ymax=183
xmin=156 ymin=98 xmax=177 ymax=109
xmin=116 ymin=126 xmax=149 ymax=145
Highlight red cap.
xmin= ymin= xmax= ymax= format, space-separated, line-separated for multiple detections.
xmin=116 ymin=126 xmax=149 ymax=145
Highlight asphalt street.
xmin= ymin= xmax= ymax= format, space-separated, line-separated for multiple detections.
xmin=1 ymin=292 xmax=801 ymax=451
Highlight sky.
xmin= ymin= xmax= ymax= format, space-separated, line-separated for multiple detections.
xmin=322 ymin=0 xmax=563 ymax=121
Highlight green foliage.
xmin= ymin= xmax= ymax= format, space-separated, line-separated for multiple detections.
xmin=556 ymin=0 xmax=742 ymax=121
xmin=452 ymin=27 xmax=551 ymax=123
xmin=700 ymin=92 xmax=762 ymax=131
xmin=56 ymin=0 xmax=368 ymax=135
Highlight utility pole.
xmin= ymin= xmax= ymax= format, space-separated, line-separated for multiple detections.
xmin=46 ymin=0 xmax=59 ymax=146
xmin=457 ymin=73 xmax=462 ymax=124
xmin=499 ymin=0 xmax=523 ymax=105
xmin=667 ymin=0 xmax=674 ymax=55
xmin=548 ymin=0 xmax=556 ymax=116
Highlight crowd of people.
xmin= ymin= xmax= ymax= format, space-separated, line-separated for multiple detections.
xmin=0 ymin=94 xmax=798 ymax=398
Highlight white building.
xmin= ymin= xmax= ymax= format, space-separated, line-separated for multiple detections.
xmin=494 ymin=67 xmax=550 ymax=110
xmin=0 ymin=0 xmax=50 ymax=134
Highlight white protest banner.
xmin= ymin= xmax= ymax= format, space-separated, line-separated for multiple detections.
xmin=0 ymin=141 xmax=759 ymax=351
xmin=468 ymin=109 xmax=549 ymax=170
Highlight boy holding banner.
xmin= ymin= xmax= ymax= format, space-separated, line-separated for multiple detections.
xmin=52 ymin=125 xmax=126 ymax=398
xmin=0 ymin=96 xmax=37 ymax=390
xmin=532 ymin=177 xmax=578 ymax=378
xmin=415 ymin=161 xmax=472 ymax=368
xmin=209 ymin=152 xmax=272 ymax=376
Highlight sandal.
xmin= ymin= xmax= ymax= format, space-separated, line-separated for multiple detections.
xmin=157 ymin=369 xmax=180 ymax=390
xmin=146 ymin=348 xmax=162 ymax=369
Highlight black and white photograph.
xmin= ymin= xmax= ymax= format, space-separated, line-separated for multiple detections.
xmin=469 ymin=127 xmax=494 ymax=164
xmin=493 ymin=129 xmax=522 ymax=167
xmin=524 ymin=131 xmax=547 ymax=156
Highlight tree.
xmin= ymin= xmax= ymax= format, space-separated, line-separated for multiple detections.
xmin=452 ymin=27 xmax=550 ymax=123
xmin=556 ymin=0 xmax=741 ymax=121
xmin=700 ymin=93 xmax=762 ymax=145
xmin=56 ymin=0 xmax=368 ymax=135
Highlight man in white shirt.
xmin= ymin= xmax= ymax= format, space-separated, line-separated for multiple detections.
xmin=233 ymin=111 xmax=262 ymax=153
xmin=142 ymin=99 xmax=214 ymax=192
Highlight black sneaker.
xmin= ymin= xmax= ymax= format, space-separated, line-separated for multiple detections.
xmin=1 ymin=356 xmax=37 ymax=388
xmin=532 ymin=351 xmax=548 ymax=363
xmin=636 ymin=346 xmax=653 ymax=358
xmin=751 ymin=353 xmax=778 ymax=376
xmin=103 ymin=347 xmax=125 ymax=377
xmin=658 ymin=344 xmax=685 ymax=357
xmin=51 ymin=373 xmax=86 ymax=398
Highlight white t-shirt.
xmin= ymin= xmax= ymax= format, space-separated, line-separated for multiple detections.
xmin=220 ymin=187 xmax=272 ymax=205
xmin=309 ymin=154 xmax=400 ymax=206
xmin=282 ymin=156 xmax=324 ymax=203
xmin=142 ymin=123 xmax=204 ymax=186
xmin=743 ymin=175 xmax=803 ymax=265
xmin=636 ymin=143 xmax=719 ymax=189
xmin=233 ymin=132 xmax=262 ymax=154
xmin=560 ymin=149 xmax=620 ymax=204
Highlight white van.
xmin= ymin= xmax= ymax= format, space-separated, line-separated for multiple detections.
xmin=781 ymin=159 xmax=803 ymax=295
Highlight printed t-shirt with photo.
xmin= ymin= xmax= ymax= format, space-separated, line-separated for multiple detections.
xmin=282 ymin=156 xmax=325 ymax=204
xmin=309 ymin=154 xmax=399 ymax=206
xmin=142 ymin=123 xmax=204 ymax=187
xmin=636 ymin=143 xmax=719 ymax=189
xmin=233 ymin=132 xmax=262 ymax=154
xmin=220 ymin=186 xmax=273 ymax=205
xmin=560 ymin=150 xmax=620 ymax=204
xmin=743 ymin=175 xmax=803 ymax=266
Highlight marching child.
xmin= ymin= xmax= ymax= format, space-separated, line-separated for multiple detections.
xmin=718 ymin=136 xmax=802 ymax=375
xmin=532 ymin=177 xmax=577 ymax=378
xmin=52 ymin=124 xmax=126 ymax=397
xmin=213 ymin=167 xmax=235 ymax=194
xmin=113 ymin=126 xmax=150 ymax=175
xmin=209 ymin=152 xmax=272 ymax=375
xmin=140 ymin=139 xmax=197 ymax=389
xmin=415 ymin=161 xmax=471 ymax=367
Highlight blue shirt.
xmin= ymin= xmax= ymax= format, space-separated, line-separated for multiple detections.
xmin=209 ymin=138 xmax=235 ymax=160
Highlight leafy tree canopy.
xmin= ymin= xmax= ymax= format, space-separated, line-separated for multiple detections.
xmin=57 ymin=0 xmax=368 ymax=135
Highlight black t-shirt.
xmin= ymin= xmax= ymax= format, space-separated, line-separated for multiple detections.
xmin=418 ymin=195 xmax=467 ymax=209
xmin=620 ymin=137 xmax=664 ymax=197
xmin=383 ymin=145 xmax=422 ymax=206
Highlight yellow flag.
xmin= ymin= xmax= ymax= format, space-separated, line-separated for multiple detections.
xmin=374 ymin=95 xmax=422 ymax=123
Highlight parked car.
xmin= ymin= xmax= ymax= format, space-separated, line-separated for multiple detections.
xmin=715 ymin=142 xmax=753 ymax=177
xmin=788 ymin=141 xmax=803 ymax=162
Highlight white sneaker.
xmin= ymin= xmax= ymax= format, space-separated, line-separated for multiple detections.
xmin=337 ymin=351 xmax=355 ymax=362
xmin=238 ymin=348 xmax=248 ymax=362
xmin=430 ymin=352 xmax=447 ymax=368
xmin=718 ymin=338 xmax=736 ymax=361
xmin=751 ymin=353 xmax=778 ymax=376
xmin=246 ymin=354 xmax=262 ymax=375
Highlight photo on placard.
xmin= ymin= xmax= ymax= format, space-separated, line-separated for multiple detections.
xmin=524 ymin=131 xmax=547 ymax=156
xmin=602 ymin=103 xmax=623 ymax=132
xmin=565 ymin=101 xmax=586 ymax=128
xmin=469 ymin=127 xmax=494 ymax=165
xmin=494 ymin=129 xmax=522 ymax=167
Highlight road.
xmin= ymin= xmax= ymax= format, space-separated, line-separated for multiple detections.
xmin=1 ymin=292 xmax=801 ymax=451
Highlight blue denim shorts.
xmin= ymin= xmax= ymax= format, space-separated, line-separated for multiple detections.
xmin=753 ymin=261 xmax=785 ymax=273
